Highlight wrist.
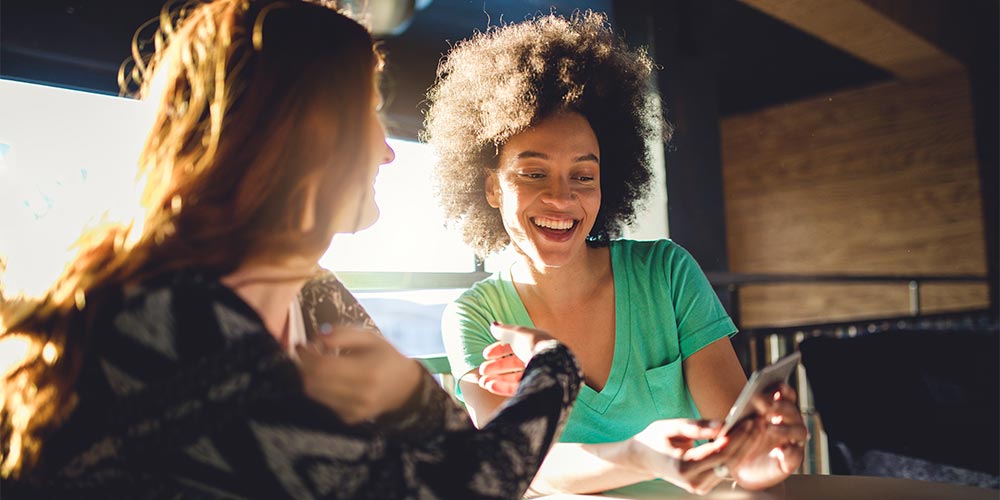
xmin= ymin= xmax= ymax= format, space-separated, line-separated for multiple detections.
xmin=530 ymin=338 xmax=561 ymax=357
xmin=618 ymin=438 xmax=658 ymax=480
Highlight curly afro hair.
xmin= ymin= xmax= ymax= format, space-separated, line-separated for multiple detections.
xmin=422 ymin=10 xmax=668 ymax=257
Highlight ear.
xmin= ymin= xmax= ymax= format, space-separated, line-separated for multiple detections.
xmin=485 ymin=171 xmax=501 ymax=209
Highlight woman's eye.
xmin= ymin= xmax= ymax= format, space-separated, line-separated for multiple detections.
xmin=520 ymin=172 xmax=545 ymax=179
xmin=576 ymin=176 xmax=594 ymax=182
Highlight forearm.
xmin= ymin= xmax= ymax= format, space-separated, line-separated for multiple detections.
xmin=526 ymin=441 xmax=656 ymax=497
xmin=370 ymin=344 xmax=582 ymax=499
xmin=375 ymin=368 xmax=469 ymax=442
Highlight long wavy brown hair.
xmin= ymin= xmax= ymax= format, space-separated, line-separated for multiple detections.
xmin=0 ymin=0 xmax=380 ymax=477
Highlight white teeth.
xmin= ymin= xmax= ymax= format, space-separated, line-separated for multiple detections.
xmin=533 ymin=217 xmax=574 ymax=230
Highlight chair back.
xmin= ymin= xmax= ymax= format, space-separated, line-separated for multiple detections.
xmin=800 ymin=331 xmax=998 ymax=487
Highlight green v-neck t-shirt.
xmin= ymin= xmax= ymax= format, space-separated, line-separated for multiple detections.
xmin=441 ymin=239 xmax=737 ymax=444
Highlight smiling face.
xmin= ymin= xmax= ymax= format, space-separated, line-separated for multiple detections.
xmin=487 ymin=111 xmax=601 ymax=269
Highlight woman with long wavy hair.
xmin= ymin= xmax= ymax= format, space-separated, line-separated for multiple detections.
xmin=0 ymin=1 xmax=581 ymax=497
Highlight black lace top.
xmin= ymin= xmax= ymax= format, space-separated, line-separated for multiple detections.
xmin=17 ymin=270 xmax=581 ymax=499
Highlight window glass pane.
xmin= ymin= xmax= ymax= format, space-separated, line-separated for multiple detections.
xmin=320 ymin=139 xmax=477 ymax=273
xmin=0 ymin=79 xmax=151 ymax=297
xmin=353 ymin=288 xmax=466 ymax=356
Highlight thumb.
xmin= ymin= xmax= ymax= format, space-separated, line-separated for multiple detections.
xmin=673 ymin=419 xmax=724 ymax=440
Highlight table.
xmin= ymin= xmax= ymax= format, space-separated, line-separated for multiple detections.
xmin=538 ymin=475 xmax=998 ymax=500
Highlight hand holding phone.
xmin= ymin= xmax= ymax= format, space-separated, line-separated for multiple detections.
xmin=717 ymin=351 xmax=801 ymax=437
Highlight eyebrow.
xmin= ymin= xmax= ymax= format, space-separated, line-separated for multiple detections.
xmin=515 ymin=151 xmax=600 ymax=163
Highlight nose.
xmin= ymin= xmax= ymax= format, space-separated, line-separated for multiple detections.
xmin=542 ymin=177 xmax=573 ymax=206
xmin=382 ymin=140 xmax=395 ymax=165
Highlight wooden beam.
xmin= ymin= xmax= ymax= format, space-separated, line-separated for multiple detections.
xmin=738 ymin=0 xmax=964 ymax=80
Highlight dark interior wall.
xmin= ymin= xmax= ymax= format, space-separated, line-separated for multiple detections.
xmin=615 ymin=0 xmax=996 ymax=328
xmin=614 ymin=0 xmax=729 ymax=275
xmin=861 ymin=0 xmax=999 ymax=319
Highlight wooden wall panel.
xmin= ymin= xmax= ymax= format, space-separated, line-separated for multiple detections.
xmin=721 ymin=73 xmax=988 ymax=327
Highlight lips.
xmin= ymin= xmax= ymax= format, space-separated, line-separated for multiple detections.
xmin=530 ymin=216 xmax=579 ymax=242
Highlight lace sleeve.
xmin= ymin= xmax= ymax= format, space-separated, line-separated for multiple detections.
xmin=299 ymin=269 xmax=379 ymax=339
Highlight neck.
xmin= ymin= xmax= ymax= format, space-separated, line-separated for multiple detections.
xmin=221 ymin=261 xmax=316 ymax=345
xmin=510 ymin=245 xmax=611 ymax=306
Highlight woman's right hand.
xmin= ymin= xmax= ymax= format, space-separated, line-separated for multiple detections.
xmin=626 ymin=419 xmax=758 ymax=496
xmin=296 ymin=327 xmax=423 ymax=424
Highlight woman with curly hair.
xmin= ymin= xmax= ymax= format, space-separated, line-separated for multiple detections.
xmin=0 ymin=1 xmax=582 ymax=497
xmin=425 ymin=11 xmax=807 ymax=496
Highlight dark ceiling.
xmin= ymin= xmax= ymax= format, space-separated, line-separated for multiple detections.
xmin=1 ymin=0 xmax=894 ymax=138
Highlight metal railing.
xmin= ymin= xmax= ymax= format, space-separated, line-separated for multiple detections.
xmin=710 ymin=272 xmax=993 ymax=476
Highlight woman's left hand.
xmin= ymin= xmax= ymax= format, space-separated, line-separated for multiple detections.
xmin=729 ymin=383 xmax=808 ymax=490
xmin=296 ymin=327 xmax=423 ymax=424
xmin=477 ymin=341 xmax=525 ymax=397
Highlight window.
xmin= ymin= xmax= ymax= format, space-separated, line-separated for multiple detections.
xmin=0 ymin=79 xmax=668 ymax=357
xmin=320 ymin=139 xmax=476 ymax=274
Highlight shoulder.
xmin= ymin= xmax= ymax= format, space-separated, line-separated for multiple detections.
xmin=83 ymin=271 xmax=272 ymax=397
xmin=107 ymin=272 xmax=266 ymax=360
xmin=611 ymin=238 xmax=691 ymax=272
xmin=299 ymin=269 xmax=378 ymax=335
xmin=442 ymin=273 xmax=508 ymax=340
xmin=450 ymin=272 xmax=507 ymax=312
xmin=610 ymin=238 xmax=684 ymax=257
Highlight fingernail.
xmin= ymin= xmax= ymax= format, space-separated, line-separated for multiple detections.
xmin=491 ymin=321 xmax=501 ymax=327
xmin=773 ymin=391 xmax=781 ymax=401
xmin=771 ymin=415 xmax=783 ymax=425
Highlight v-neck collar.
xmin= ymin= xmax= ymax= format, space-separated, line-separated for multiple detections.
xmin=498 ymin=241 xmax=631 ymax=414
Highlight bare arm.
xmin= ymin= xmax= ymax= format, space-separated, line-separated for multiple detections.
xmin=685 ymin=336 xmax=808 ymax=489
xmin=683 ymin=337 xmax=747 ymax=420
xmin=458 ymin=376 xmax=508 ymax=427
xmin=462 ymin=366 xmax=737 ymax=497
xmin=462 ymin=375 xmax=656 ymax=495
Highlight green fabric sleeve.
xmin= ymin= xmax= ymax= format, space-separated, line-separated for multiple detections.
xmin=665 ymin=243 xmax=738 ymax=360
xmin=441 ymin=294 xmax=496 ymax=398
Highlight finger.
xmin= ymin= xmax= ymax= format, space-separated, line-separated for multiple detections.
xmin=479 ymin=376 xmax=519 ymax=397
xmin=773 ymin=382 xmax=798 ymax=405
xmin=489 ymin=322 xmax=537 ymax=343
xmin=721 ymin=419 xmax=763 ymax=463
xmin=681 ymin=435 xmax=729 ymax=463
xmin=766 ymin=399 xmax=805 ymax=425
xmin=752 ymin=383 xmax=798 ymax=415
xmin=295 ymin=343 xmax=324 ymax=366
xmin=478 ymin=372 xmax=523 ymax=393
xmin=765 ymin=420 xmax=809 ymax=444
xmin=673 ymin=419 xmax=725 ymax=440
xmin=680 ymin=441 xmax=738 ymax=485
xmin=478 ymin=369 xmax=522 ymax=385
xmin=479 ymin=356 xmax=525 ymax=377
xmin=483 ymin=341 xmax=515 ymax=360
xmin=297 ymin=352 xmax=372 ymax=387
xmin=312 ymin=327 xmax=384 ymax=352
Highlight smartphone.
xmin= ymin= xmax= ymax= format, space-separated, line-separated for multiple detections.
xmin=717 ymin=351 xmax=801 ymax=437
